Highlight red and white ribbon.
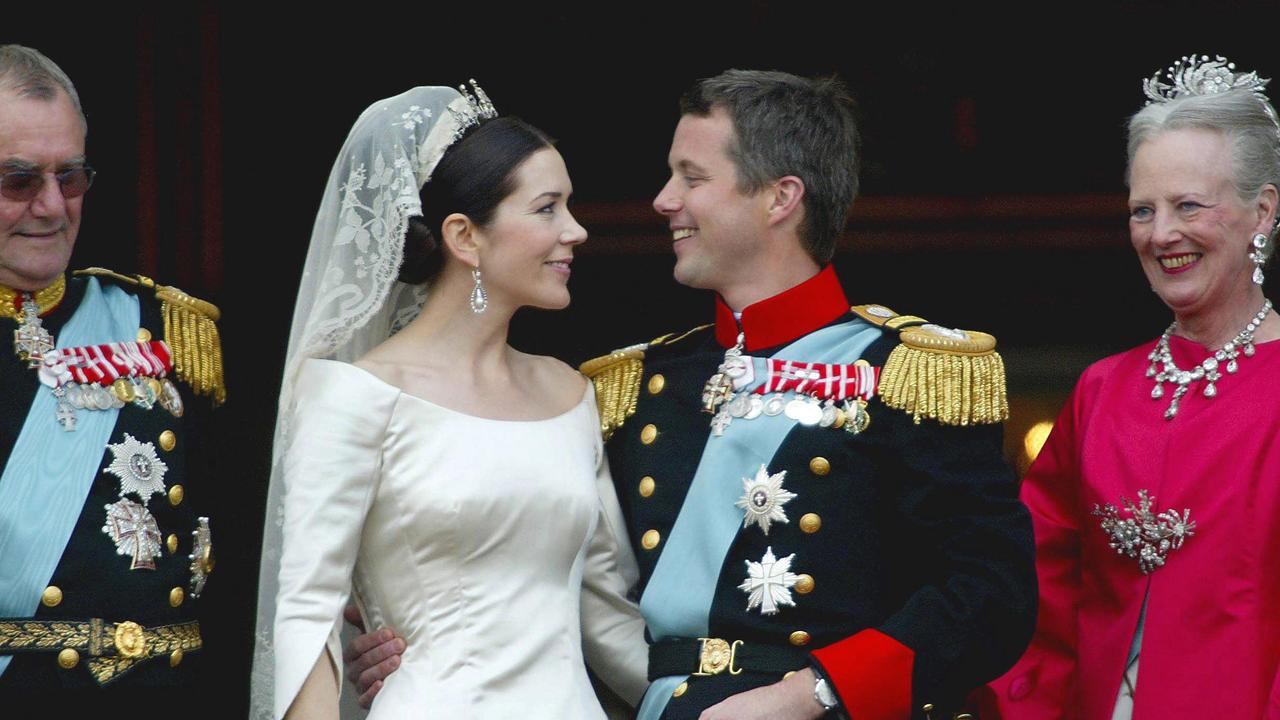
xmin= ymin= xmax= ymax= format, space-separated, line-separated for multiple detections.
xmin=754 ymin=359 xmax=878 ymax=402
xmin=38 ymin=340 xmax=173 ymax=388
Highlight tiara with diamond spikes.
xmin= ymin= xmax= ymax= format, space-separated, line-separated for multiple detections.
xmin=450 ymin=79 xmax=499 ymax=142
xmin=1142 ymin=55 xmax=1280 ymax=141
xmin=1144 ymin=55 xmax=1268 ymax=103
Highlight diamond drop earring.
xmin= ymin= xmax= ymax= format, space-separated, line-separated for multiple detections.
xmin=1249 ymin=233 xmax=1268 ymax=286
xmin=469 ymin=267 xmax=488 ymax=314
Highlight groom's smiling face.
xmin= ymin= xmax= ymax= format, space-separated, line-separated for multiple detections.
xmin=652 ymin=106 xmax=771 ymax=299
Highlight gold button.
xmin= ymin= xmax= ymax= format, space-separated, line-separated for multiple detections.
xmin=57 ymin=648 xmax=79 ymax=669
xmin=782 ymin=670 xmax=797 ymax=679
xmin=167 ymin=534 xmax=179 ymax=555
xmin=169 ymin=587 xmax=185 ymax=607
xmin=672 ymin=681 xmax=688 ymax=698
xmin=795 ymin=574 xmax=815 ymax=595
xmin=640 ymin=424 xmax=658 ymax=445
xmin=809 ymin=456 xmax=830 ymax=476
xmin=170 ymin=649 xmax=184 ymax=667
xmin=168 ymin=485 xmax=184 ymax=506
xmin=136 ymin=327 xmax=152 ymax=342
xmin=648 ymin=374 xmax=666 ymax=395
xmin=789 ymin=630 xmax=811 ymax=646
xmin=41 ymin=585 xmax=63 ymax=608
xmin=922 ymin=704 xmax=935 ymax=713
xmin=799 ymin=513 xmax=822 ymax=534
xmin=158 ymin=430 xmax=176 ymax=452
xmin=639 ymin=476 xmax=656 ymax=497
xmin=641 ymin=529 xmax=661 ymax=550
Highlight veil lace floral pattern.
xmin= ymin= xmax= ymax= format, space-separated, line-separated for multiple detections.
xmin=251 ymin=88 xmax=471 ymax=719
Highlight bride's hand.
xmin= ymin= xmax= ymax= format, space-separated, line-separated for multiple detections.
xmin=342 ymin=604 xmax=406 ymax=709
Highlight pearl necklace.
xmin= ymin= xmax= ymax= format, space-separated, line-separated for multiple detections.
xmin=1146 ymin=299 xmax=1272 ymax=420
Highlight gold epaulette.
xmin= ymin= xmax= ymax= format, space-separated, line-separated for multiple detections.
xmin=858 ymin=306 xmax=1007 ymax=426
xmin=74 ymin=267 xmax=226 ymax=406
xmin=580 ymin=324 xmax=711 ymax=440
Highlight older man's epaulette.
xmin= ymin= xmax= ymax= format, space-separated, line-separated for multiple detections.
xmin=73 ymin=267 xmax=226 ymax=406
xmin=580 ymin=324 xmax=712 ymax=440
xmin=851 ymin=304 xmax=1008 ymax=427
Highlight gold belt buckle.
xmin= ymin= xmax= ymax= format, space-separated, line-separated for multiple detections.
xmin=693 ymin=637 xmax=743 ymax=676
xmin=112 ymin=621 xmax=147 ymax=658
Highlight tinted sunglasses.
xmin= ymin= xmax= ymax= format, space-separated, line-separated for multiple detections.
xmin=0 ymin=167 xmax=96 ymax=202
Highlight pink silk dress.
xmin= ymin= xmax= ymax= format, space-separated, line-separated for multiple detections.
xmin=983 ymin=336 xmax=1280 ymax=719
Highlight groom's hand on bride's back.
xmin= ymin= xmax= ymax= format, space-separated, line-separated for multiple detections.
xmin=342 ymin=603 xmax=406 ymax=708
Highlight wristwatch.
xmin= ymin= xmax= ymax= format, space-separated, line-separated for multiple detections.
xmin=814 ymin=676 xmax=839 ymax=712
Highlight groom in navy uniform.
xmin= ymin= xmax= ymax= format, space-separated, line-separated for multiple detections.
xmin=349 ymin=69 xmax=1035 ymax=719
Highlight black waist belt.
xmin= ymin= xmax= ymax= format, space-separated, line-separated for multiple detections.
xmin=0 ymin=618 xmax=201 ymax=686
xmin=648 ymin=637 xmax=810 ymax=681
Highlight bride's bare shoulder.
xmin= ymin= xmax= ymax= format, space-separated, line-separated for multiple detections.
xmin=353 ymin=347 xmax=440 ymax=392
xmin=519 ymin=352 xmax=588 ymax=400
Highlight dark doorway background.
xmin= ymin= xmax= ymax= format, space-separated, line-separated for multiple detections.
xmin=7 ymin=3 xmax=1277 ymax=714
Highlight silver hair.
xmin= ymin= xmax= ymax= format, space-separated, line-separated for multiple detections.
xmin=0 ymin=44 xmax=86 ymax=132
xmin=1126 ymin=86 xmax=1280 ymax=252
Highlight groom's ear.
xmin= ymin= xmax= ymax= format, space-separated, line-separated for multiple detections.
xmin=439 ymin=212 xmax=481 ymax=268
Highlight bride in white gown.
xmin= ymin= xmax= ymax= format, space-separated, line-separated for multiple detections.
xmin=249 ymin=85 xmax=649 ymax=719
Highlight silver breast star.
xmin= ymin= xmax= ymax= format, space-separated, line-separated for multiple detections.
xmin=734 ymin=465 xmax=796 ymax=535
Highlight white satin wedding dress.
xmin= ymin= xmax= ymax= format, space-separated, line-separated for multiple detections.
xmin=271 ymin=359 xmax=647 ymax=719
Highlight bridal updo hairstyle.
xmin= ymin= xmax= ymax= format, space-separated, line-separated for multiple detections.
xmin=399 ymin=117 xmax=554 ymax=283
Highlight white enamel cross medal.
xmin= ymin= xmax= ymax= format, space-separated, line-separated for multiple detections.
xmin=14 ymin=300 xmax=54 ymax=367
xmin=735 ymin=465 xmax=796 ymax=534
xmin=102 ymin=498 xmax=163 ymax=570
xmin=739 ymin=546 xmax=798 ymax=615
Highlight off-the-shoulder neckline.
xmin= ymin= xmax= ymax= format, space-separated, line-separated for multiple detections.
xmin=303 ymin=358 xmax=593 ymax=424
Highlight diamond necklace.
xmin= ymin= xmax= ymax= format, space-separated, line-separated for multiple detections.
xmin=1146 ymin=298 xmax=1272 ymax=420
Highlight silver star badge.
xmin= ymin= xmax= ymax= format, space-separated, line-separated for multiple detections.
xmin=739 ymin=546 xmax=798 ymax=615
xmin=102 ymin=498 xmax=163 ymax=570
xmin=104 ymin=433 xmax=169 ymax=500
xmin=735 ymin=465 xmax=796 ymax=535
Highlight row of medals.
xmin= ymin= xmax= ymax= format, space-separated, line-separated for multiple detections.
xmin=714 ymin=391 xmax=870 ymax=435
xmin=56 ymin=375 xmax=185 ymax=417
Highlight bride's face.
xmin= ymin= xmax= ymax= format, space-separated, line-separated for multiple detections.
xmin=475 ymin=147 xmax=586 ymax=311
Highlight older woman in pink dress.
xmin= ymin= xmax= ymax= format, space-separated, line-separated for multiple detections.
xmin=985 ymin=55 xmax=1280 ymax=719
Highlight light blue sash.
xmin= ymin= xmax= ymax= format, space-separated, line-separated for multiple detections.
xmin=0 ymin=278 xmax=137 ymax=676
xmin=637 ymin=318 xmax=881 ymax=719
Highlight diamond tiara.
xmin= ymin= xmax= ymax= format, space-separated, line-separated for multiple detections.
xmin=451 ymin=79 xmax=499 ymax=143
xmin=1143 ymin=54 xmax=1279 ymax=140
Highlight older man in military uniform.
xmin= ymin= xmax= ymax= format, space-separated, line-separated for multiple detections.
xmin=0 ymin=45 xmax=222 ymax=701
xmin=347 ymin=70 xmax=1034 ymax=720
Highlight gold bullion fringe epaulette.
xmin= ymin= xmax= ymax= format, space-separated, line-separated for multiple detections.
xmin=580 ymin=324 xmax=711 ymax=440
xmin=853 ymin=304 xmax=1008 ymax=426
xmin=0 ymin=618 xmax=201 ymax=685
xmin=74 ymin=268 xmax=226 ymax=406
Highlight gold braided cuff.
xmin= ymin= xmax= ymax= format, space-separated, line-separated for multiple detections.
xmin=879 ymin=327 xmax=1009 ymax=426
xmin=0 ymin=618 xmax=201 ymax=685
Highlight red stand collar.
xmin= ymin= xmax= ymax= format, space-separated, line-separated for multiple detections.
xmin=714 ymin=265 xmax=850 ymax=351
